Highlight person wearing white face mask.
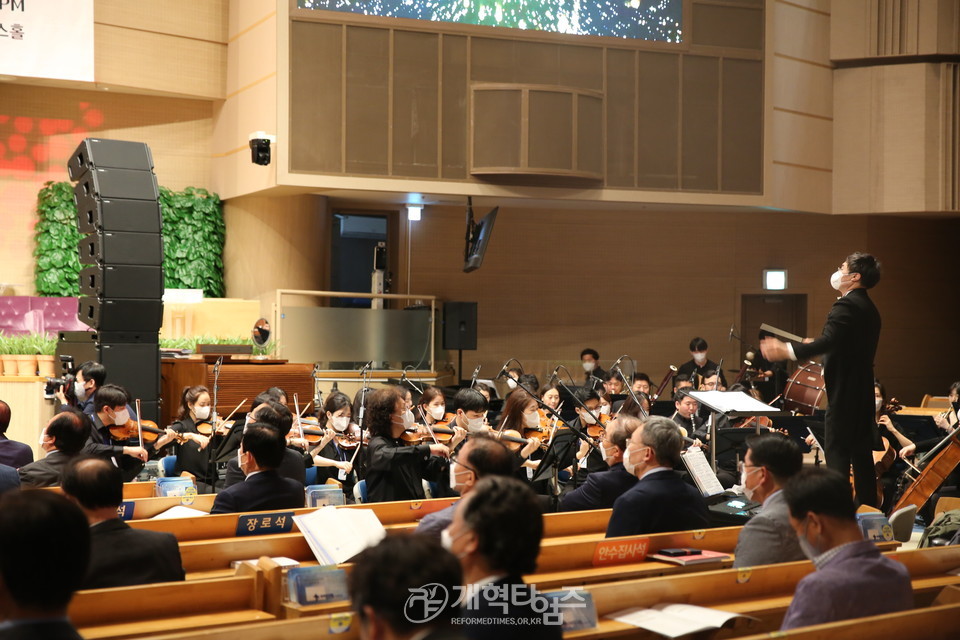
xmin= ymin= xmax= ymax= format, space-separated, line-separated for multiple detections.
xmin=569 ymin=388 xmax=606 ymax=484
xmin=82 ymin=383 xmax=149 ymax=482
xmin=365 ymin=388 xmax=452 ymax=503
xmin=415 ymin=433 xmax=515 ymax=539
xmin=761 ymin=252 xmax=883 ymax=508
xmin=19 ymin=410 xmax=91 ymax=487
xmin=579 ymin=348 xmax=607 ymax=390
xmin=416 ymin=385 xmax=451 ymax=428
xmin=677 ymin=337 xmax=725 ymax=388
xmin=780 ymin=468 xmax=911 ymax=630
xmin=559 ymin=416 xmax=640 ymax=512
xmin=154 ymin=385 xmax=219 ymax=492
xmin=441 ymin=476 xmax=563 ymax=640
xmin=54 ymin=361 xmax=106 ymax=418
xmin=606 ymin=416 xmax=709 ymax=538
xmin=450 ymin=388 xmax=489 ymax=434
xmin=732 ymin=433 xmax=805 ymax=568
xmin=307 ymin=392 xmax=360 ymax=488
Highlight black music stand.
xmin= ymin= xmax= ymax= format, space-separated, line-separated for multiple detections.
xmin=688 ymin=391 xmax=789 ymax=472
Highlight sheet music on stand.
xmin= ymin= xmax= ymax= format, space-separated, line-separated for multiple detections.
xmin=687 ymin=391 xmax=789 ymax=472
xmin=681 ymin=448 xmax=725 ymax=498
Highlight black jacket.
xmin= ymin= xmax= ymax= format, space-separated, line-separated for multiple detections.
xmin=606 ymin=469 xmax=709 ymax=537
xmin=210 ymin=469 xmax=305 ymax=514
xmin=462 ymin=575 xmax=563 ymax=640
xmin=559 ymin=461 xmax=637 ymax=512
xmin=82 ymin=519 xmax=185 ymax=590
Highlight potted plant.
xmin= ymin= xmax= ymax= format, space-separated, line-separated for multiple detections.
xmin=30 ymin=334 xmax=58 ymax=378
xmin=7 ymin=335 xmax=39 ymax=377
xmin=0 ymin=333 xmax=17 ymax=377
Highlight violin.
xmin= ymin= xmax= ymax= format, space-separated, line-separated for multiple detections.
xmin=734 ymin=415 xmax=773 ymax=430
xmin=491 ymin=428 xmax=539 ymax=453
xmin=195 ymin=417 xmax=235 ymax=437
xmin=109 ymin=419 xmax=185 ymax=444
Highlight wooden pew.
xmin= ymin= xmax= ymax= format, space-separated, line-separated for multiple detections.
xmin=70 ymin=569 xmax=273 ymax=639
xmin=38 ymin=481 xmax=166 ymax=500
xmin=736 ymin=601 xmax=960 ymax=640
xmin=121 ymin=546 xmax=960 ymax=640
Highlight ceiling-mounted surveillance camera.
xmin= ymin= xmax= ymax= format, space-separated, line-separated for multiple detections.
xmin=248 ymin=131 xmax=277 ymax=166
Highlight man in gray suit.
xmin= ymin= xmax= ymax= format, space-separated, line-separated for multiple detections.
xmin=733 ymin=432 xmax=805 ymax=568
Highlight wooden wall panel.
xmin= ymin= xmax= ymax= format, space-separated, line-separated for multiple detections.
xmin=440 ymin=35 xmax=469 ymax=179
xmin=528 ymin=92 xmax=573 ymax=170
xmin=393 ymin=31 xmax=440 ymax=178
xmin=605 ymin=49 xmax=636 ymax=187
xmin=290 ymin=22 xmax=343 ymax=173
xmin=345 ymin=27 xmax=390 ymax=175
xmin=636 ymin=52 xmax=680 ymax=189
xmin=96 ymin=0 xmax=229 ymax=42
xmin=722 ymin=58 xmax=763 ymax=193
xmin=681 ymin=56 xmax=720 ymax=190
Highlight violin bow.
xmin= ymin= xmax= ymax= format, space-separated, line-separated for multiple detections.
xmin=135 ymin=398 xmax=144 ymax=449
xmin=293 ymin=393 xmax=305 ymax=441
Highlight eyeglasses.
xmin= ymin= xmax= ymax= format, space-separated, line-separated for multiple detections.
xmin=450 ymin=454 xmax=477 ymax=476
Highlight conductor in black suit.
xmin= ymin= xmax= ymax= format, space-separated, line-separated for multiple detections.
xmin=211 ymin=423 xmax=305 ymax=514
xmin=61 ymin=457 xmax=185 ymax=590
xmin=606 ymin=416 xmax=709 ymax=537
xmin=762 ymin=252 xmax=882 ymax=507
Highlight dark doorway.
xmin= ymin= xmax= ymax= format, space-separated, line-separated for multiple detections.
xmin=330 ymin=213 xmax=388 ymax=308
xmin=740 ymin=294 xmax=807 ymax=359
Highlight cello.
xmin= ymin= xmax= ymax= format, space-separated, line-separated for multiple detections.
xmin=892 ymin=423 xmax=960 ymax=514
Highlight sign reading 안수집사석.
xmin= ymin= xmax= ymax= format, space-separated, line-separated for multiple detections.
xmin=0 ymin=0 xmax=93 ymax=82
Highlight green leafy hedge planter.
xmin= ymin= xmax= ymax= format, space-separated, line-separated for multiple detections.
xmin=33 ymin=182 xmax=225 ymax=298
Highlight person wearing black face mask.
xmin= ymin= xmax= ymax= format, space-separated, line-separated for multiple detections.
xmin=762 ymin=252 xmax=882 ymax=508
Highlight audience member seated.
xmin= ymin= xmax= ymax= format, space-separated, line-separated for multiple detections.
xmin=61 ymin=457 xmax=185 ymax=589
xmin=18 ymin=410 xmax=91 ymax=488
xmin=442 ymin=476 xmax=562 ymax=640
xmin=779 ymin=468 xmax=913 ymax=630
xmin=0 ymin=400 xmax=32 ymax=468
xmin=222 ymin=401 xmax=306 ymax=488
xmin=212 ymin=389 xmax=288 ymax=478
xmin=84 ymin=384 xmax=148 ymax=481
xmin=0 ymin=490 xmax=90 ymax=640
xmin=559 ymin=415 xmax=641 ymax=512
xmin=55 ymin=360 xmax=106 ymax=418
xmin=415 ymin=433 xmax=515 ymax=539
xmin=0 ymin=464 xmax=18 ymax=495
xmin=366 ymin=387 xmax=451 ymax=503
xmin=210 ymin=423 xmax=305 ymax=514
xmin=732 ymin=433 xmax=805 ymax=567
xmin=349 ymin=535 xmax=465 ymax=640
xmin=606 ymin=416 xmax=709 ymax=537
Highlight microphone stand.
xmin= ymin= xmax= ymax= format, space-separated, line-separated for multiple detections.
xmin=205 ymin=356 xmax=224 ymax=493
xmin=350 ymin=361 xmax=373 ymax=474
xmin=614 ymin=362 xmax=649 ymax=419
xmin=469 ymin=365 xmax=481 ymax=389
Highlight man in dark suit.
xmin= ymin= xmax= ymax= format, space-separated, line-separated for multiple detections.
xmin=606 ymin=416 xmax=709 ymax=537
xmin=349 ymin=534 xmax=466 ymax=640
xmin=18 ymin=410 xmax=91 ymax=488
xmin=61 ymin=456 xmax=185 ymax=590
xmin=443 ymin=476 xmax=562 ymax=640
xmin=762 ymin=252 xmax=882 ymax=507
xmin=0 ymin=490 xmax=90 ymax=640
xmin=0 ymin=399 xmax=33 ymax=469
xmin=211 ymin=423 xmax=305 ymax=514
xmin=559 ymin=414 xmax=640 ymax=512
xmin=222 ymin=400 xmax=306 ymax=488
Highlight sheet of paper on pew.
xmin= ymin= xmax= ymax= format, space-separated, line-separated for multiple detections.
xmin=231 ymin=557 xmax=300 ymax=571
xmin=151 ymin=505 xmax=209 ymax=519
xmin=609 ymin=603 xmax=749 ymax=638
xmin=294 ymin=505 xmax=386 ymax=565
xmin=646 ymin=548 xmax=731 ymax=566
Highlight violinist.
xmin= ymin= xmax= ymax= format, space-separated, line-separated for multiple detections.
xmin=212 ymin=390 xmax=284 ymax=466
xmin=901 ymin=381 xmax=960 ymax=459
xmin=451 ymin=388 xmax=489 ymax=433
xmin=539 ymin=386 xmax=560 ymax=412
xmin=83 ymin=384 xmax=149 ymax=481
xmin=154 ymin=385 xmax=220 ymax=492
xmin=496 ymin=390 xmax=546 ymax=478
xmin=308 ymin=392 xmax=359 ymax=486
xmin=570 ymin=388 xmax=605 ymax=483
xmin=365 ymin=387 xmax=451 ymax=502
xmin=417 ymin=385 xmax=451 ymax=428
xmin=222 ymin=401 xmax=306 ymax=489
xmin=473 ymin=382 xmax=495 ymax=426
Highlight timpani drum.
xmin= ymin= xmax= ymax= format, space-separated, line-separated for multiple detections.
xmin=782 ymin=362 xmax=827 ymax=415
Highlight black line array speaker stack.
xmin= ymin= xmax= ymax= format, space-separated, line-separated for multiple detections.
xmin=60 ymin=138 xmax=164 ymax=421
